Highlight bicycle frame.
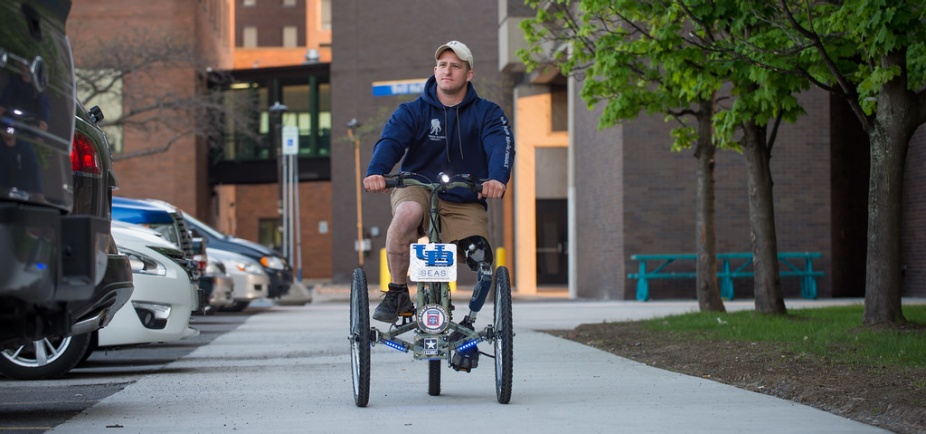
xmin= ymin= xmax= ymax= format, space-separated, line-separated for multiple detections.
xmin=372 ymin=172 xmax=485 ymax=360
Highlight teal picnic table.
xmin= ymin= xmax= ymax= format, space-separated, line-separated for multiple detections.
xmin=628 ymin=252 xmax=823 ymax=301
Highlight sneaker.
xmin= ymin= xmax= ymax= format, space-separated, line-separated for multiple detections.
xmin=450 ymin=317 xmax=479 ymax=372
xmin=372 ymin=283 xmax=414 ymax=323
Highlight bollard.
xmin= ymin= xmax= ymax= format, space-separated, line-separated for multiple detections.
xmin=495 ymin=247 xmax=506 ymax=268
xmin=380 ymin=248 xmax=390 ymax=291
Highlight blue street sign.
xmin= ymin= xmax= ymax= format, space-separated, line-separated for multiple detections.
xmin=372 ymin=78 xmax=427 ymax=97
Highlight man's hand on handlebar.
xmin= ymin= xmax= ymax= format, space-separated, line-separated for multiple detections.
xmin=363 ymin=175 xmax=387 ymax=193
xmin=366 ymin=173 xmax=504 ymax=199
xmin=479 ymin=179 xmax=506 ymax=200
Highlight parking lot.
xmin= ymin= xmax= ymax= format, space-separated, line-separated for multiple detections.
xmin=0 ymin=295 xmax=890 ymax=434
xmin=0 ymin=311 xmax=252 ymax=433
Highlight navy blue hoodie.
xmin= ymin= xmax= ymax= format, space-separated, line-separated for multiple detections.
xmin=366 ymin=75 xmax=515 ymax=205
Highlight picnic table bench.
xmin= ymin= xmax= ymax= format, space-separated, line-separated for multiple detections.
xmin=627 ymin=252 xmax=823 ymax=301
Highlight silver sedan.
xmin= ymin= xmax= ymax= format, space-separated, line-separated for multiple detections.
xmin=208 ymin=248 xmax=270 ymax=312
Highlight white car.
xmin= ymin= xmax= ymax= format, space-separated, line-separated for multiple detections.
xmin=208 ymin=248 xmax=270 ymax=312
xmin=98 ymin=222 xmax=199 ymax=346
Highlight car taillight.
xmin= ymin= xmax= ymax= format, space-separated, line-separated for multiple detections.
xmin=193 ymin=253 xmax=207 ymax=272
xmin=71 ymin=131 xmax=102 ymax=174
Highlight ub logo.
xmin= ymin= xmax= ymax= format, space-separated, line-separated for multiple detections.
xmin=414 ymin=244 xmax=454 ymax=267
xmin=429 ymin=119 xmax=442 ymax=135
xmin=409 ymin=243 xmax=457 ymax=282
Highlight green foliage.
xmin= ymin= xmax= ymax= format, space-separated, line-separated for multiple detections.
xmin=725 ymin=0 xmax=926 ymax=117
xmin=520 ymin=0 xmax=726 ymax=151
xmin=645 ymin=304 xmax=926 ymax=368
xmin=519 ymin=0 xmax=815 ymax=153
xmin=520 ymin=0 xmax=926 ymax=145
xmin=668 ymin=124 xmax=697 ymax=152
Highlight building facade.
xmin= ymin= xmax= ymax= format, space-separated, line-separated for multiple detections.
xmin=69 ymin=0 xmax=926 ymax=299
xmin=70 ymin=0 xmax=335 ymax=282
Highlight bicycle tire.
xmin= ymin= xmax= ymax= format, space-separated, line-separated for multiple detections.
xmin=493 ymin=266 xmax=513 ymax=404
xmin=428 ymin=359 xmax=441 ymax=396
xmin=350 ymin=268 xmax=371 ymax=407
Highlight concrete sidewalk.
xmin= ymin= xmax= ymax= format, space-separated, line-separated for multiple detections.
xmin=51 ymin=298 xmax=890 ymax=434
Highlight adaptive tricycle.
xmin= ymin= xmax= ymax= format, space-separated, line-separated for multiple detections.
xmin=349 ymin=172 xmax=513 ymax=407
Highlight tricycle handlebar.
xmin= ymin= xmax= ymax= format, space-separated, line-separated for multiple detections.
xmin=383 ymin=172 xmax=483 ymax=193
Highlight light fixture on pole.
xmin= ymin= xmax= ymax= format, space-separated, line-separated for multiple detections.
xmin=347 ymin=118 xmax=364 ymax=267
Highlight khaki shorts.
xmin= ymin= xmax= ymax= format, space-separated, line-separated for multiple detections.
xmin=391 ymin=186 xmax=489 ymax=244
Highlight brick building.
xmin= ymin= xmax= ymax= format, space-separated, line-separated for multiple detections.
xmin=68 ymin=0 xmax=926 ymax=299
xmin=69 ymin=0 xmax=335 ymax=281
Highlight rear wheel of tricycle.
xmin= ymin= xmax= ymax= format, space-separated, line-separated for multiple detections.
xmin=493 ymin=266 xmax=513 ymax=404
xmin=349 ymin=268 xmax=371 ymax=407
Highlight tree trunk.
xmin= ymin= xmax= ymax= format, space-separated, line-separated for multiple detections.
xmin=742 ymin=121 xmax=786 ymax=315
xmin=694 ymin=98 xmax=725 ymax=312
xmin=863 ymin=52 xmax=919 ymax=325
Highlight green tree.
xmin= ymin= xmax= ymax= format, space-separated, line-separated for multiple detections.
xmin=700 ymin=0 xmax=925 ymax=325
xmin=679 ymin=0 xmax=812 ymax=314
xmin=522 ymin=0 xmax=809 ymax=313
xmin=520 ymin=0 xmax=731 ymax=311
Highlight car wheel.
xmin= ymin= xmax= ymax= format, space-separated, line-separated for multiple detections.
xmin=78 ymin=332 xmax=99 ymax=366
xmin=0 ymin=333 xmax=93 ymax=380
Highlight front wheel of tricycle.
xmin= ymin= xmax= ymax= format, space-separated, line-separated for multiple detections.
xmin=350 ymin=268 xmax=371 ymax=407
xmin=493 ymin=266 xmax=513 ymax=404
xmin=428 ymin=360 xmax=441 ymax=396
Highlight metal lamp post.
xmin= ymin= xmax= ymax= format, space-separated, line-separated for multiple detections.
xmin=271 ymin=101 xmax=302 ymax=280
xmin=347 ymin=118 xmax=364 ymax=267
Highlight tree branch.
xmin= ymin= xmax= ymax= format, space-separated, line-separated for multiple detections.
xmin=777 ymin=0 xmax=870 ymax=131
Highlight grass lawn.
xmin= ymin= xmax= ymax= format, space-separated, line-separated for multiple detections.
xmin=645 ymin=304 xmax=926 ymax=368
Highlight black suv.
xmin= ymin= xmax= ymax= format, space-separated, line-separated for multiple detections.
xmin=0 ymin=103 xmax=135 ymax=379
xmin=0 ymin=0 xmax=132 ymax=349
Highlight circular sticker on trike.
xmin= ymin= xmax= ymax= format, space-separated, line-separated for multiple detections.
xmin=417 ymin=304 xmax=449 ymax=334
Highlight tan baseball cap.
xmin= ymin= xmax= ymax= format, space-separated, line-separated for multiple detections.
xmin=435 ymin=41 xmax=474 ymax=70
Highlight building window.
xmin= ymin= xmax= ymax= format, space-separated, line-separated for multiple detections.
xmin=217 ymin=75 xmax=331 ymax=162
xmin=220 ymin=82 xmax=267 ymax=161
xmin=283 ymin=0 xmax=296 ymax=6
xmin=551 ymin=85 xmax=567 ymax=132
xmin=283 ymin=26 xmax=298 ymax=48
xmin=320 ymin=0 xmax=331 ymax=30
xmin=242 ymin=0 xmax=256 ymax=6
xmin=258 ymin=218 xmax=282 ymax=251
xmin=243 ymin=26 xmax=258 ymax=48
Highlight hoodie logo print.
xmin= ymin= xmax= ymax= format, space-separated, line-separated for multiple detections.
xmin=428 ymin=118 xmax=446 ymax=142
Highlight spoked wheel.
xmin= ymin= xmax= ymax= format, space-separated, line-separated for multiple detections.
xmin=428 ymin=360 xmax=441 ymax=396
xmin=0 ymin=333 xmax=92 ymax=380
xmin=493 ymin=266 xmax=513 ymax=404
xmin=349 ymin=268 xmax=371 ymax=407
